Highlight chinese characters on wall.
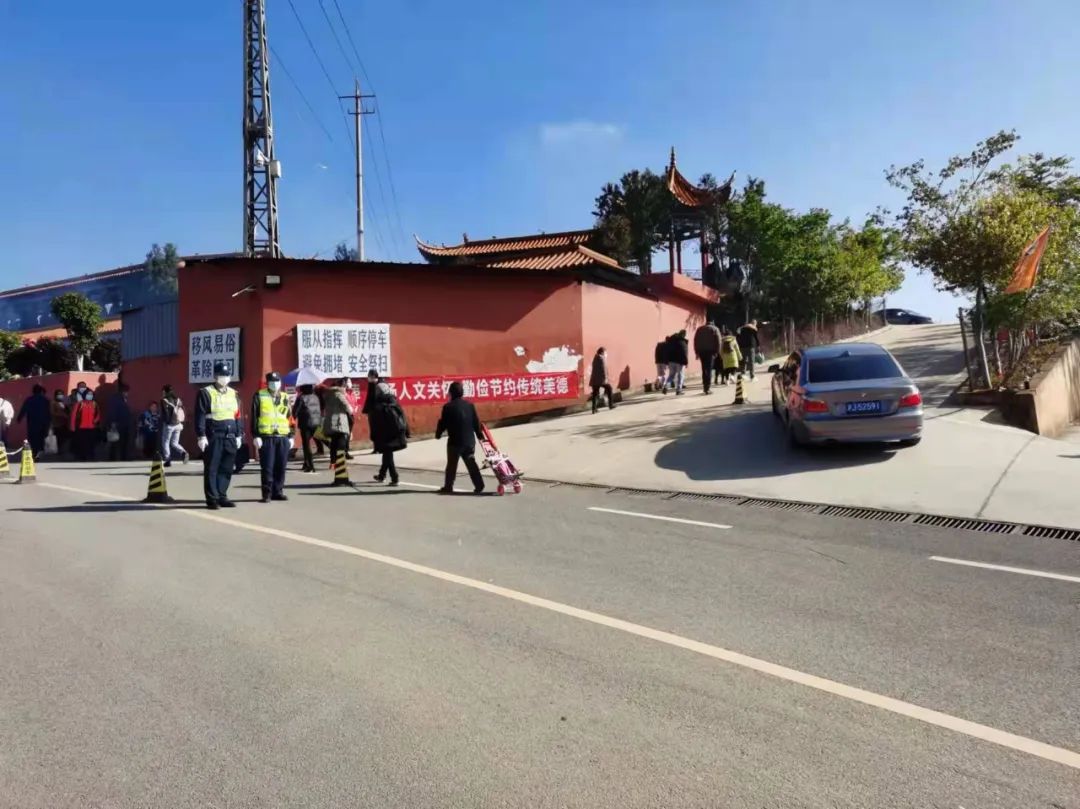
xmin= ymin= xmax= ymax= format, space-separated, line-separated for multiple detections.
xmin=188 ymin=327 xmax=241 ymax=384
xmin=296 ymin=323 xmax=391 ymax=378
xmin=379 ymin=372 xmax=578 ymax=405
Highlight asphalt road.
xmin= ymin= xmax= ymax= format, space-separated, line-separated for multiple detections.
xmin=2 ymin=461 xmax=1078 ymax=808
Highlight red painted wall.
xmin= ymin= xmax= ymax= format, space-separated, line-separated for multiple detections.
xmin=580 ymin=284 xmax=705 ymax=391
xmin=256 ymin=262 xmax=584 ymax=436
xmin=0 ymin=372 xmax=118 ymax=446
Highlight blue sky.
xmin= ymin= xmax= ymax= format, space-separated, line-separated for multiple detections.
xmin=4 ymin=0 xmax=1079 ymax=321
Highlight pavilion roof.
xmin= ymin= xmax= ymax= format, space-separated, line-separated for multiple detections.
xmin=664 ymin=148 xmax=734 ymax=208
xmin=415 ymin=230 xmax=623 ymax=272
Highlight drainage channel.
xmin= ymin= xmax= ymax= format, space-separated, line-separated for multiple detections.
xmin=524 ymin=477 xmax=1080 ymax=543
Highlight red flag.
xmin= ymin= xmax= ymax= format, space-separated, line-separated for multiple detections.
xmin=1003 ymin=226 xmax=1050 ymax=294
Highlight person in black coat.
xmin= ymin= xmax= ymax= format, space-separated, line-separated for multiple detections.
xmin=368 ymin=381 xmax=409 ymax=486
xmin=435 ymin=381 xmax=485 ymax=494
xmin=292 ymin=384 xmax=323 ymax=473
xmin=663 ymin=330 xmax=690 ymax=395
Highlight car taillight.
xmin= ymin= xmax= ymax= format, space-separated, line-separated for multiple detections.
xmin=899 ymin=391 xmax=922 ymax=408
xmin=803 ymin=398 xmax=829 ymax=413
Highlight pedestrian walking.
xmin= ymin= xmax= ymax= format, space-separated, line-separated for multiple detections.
xmin=436 ymin=381 xmax=486 ymax=494
xmin=342 ymin=377 xmax=362 ymax=460
xmin=106 ymin=386 xmax=134 ymax=461
xmin=292 ymin=383 xmax=322 ymax=473
xmin=137 ymin=401 xmax=162 ymax=460
xmin=693 ymin=320 xmax=722 ymax=395
xmin=737 ymin=319 xmax=760 ymax=380
xmin=17 ymin=385 xmax=51 ymax=459
xmin=589 ymin=347 xmax=615 ymax=414
xmin=159 ymin=384 xmax=189 ymax=466
xmin=361 ymin=369 xmax=380 ymax=454
xmin=322 ymin=377 xmax=353 ymax=479
xmin=0 ymin=393 xmax=13 ymax=447
xmin=68 ymin=388 xmax=101 ymax=461
xmin=664 ymin=330 xmax=689 ymax=395
xmin=251 ymin=371 xmax=293 ymax=503
xmin=368 ymin=379 xmax=409 ymax=486
xmin=654 ymin=339 xmax=669 ymax=390
xmin=195 ymin=361 xmax=243 ymax=509
xmin=51 ymin=389 xmax=70 ymax=457
xmin=720 ymin=326 xmax=743 ymax=385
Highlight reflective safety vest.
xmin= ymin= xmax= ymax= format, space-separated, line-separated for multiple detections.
xmin=205 ymin=385 xmax=239 ymax=424
xmin=256 ymin=389 xmax=291 ymax=436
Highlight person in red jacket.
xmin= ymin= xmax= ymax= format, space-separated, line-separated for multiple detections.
xmin=342 ymin=377 xmax=362 ymax=460
xmin=69 ymin=389 xmax=101 ymax=461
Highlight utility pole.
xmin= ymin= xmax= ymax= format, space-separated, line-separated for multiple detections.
xmin=243 ymin=0 xmax=281 ymax=258
xmin=339 ymin=80 xmax=374 ymax=260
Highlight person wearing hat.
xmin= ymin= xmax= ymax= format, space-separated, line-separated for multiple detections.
xmin=195 ymin=360 xmax=243 ymax=509
xmin=250 ymin=371 xmax=293 ymax=503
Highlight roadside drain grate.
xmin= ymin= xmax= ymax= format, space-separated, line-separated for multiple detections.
xmin=671 ymin=492 xmax=746 ymax=505
xmin=912 ymin=514 xmax=1016 ymax=534
xmin=607 ymin=487 xmax=674 ymax=498
xmin=818 ymin=505 xmax=910 ymax=523
xmin=739 ymin=498 xmax=821 ymax=513
xmin=1022 ymin=525 xmax=1080 ymax=542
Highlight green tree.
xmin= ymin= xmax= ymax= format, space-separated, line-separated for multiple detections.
xmin=90 ymin=338 xmax=122 ymax=372
xmin=144 ymin=242 xmax=181 ymax=292
xmin=0 ymin=331 xmax=22 ymax=380
xmin=50 ymin=292 xmax=104 ymax=371
xmin=593 ymin=169 xmax=669 ymax=273
xmin=334 ymin=241 xmax=360 ymax=261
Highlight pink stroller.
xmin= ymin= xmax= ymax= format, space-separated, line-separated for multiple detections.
xmin=479 ymin=424 xmax=523 ymax=495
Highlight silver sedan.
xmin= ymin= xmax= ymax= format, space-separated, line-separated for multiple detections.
xmin=769 ymin=343 xmax=923 ymax=447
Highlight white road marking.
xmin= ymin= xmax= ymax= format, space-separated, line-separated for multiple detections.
xmin=399 ymin=481 xmax=441 ymax=490
xmin=930 ymin=556 xmax=1080 ymax=584
xmin=34 ymin=481 xmax=1080 ymax=771
xmin=588 ymin=506 xmax=731 ymax=530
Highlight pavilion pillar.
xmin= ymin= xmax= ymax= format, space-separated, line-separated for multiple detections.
xmin=668 ymin=220 xmax=675 ymax=273
xmin=700 ymin=234 xmax=708 ymax=274
xmin=676 ymin=239 xmax=683 ymax=273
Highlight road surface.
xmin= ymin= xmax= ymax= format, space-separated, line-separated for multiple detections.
xmin=2 ymin=461 xmax=1077 ymax=807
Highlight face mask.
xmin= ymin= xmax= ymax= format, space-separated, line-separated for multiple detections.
xmin=345 ymin=381 xmax=353 ymax=391
xmin=268 ymin=381 xmax=281 ymax=393
xmin=215 ymin=376 xmax=231 ymax=387
xmin=56 ymin=395 xmax=64 ymax=401
xmin=368 ymin=377 xmax=377 ymax=385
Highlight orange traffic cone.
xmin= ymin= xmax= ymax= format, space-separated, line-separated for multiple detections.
xmin=144 ymin=453 xmax=174 ymax=503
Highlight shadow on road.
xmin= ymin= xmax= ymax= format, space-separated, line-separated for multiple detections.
xmin=11 ymin=500 xmax=208 ymax=514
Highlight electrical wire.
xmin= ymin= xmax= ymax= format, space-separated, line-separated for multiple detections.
xmin=269 ymin=45 xmax=335 ymax=144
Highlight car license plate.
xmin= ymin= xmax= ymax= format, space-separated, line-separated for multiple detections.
xmin=845 ymin=400 xmax=882 ymax=415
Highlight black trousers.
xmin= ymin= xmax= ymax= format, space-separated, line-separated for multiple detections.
xmin=590 ymin=384 xmax=613 ymax=413
xmin=445 ymin=445 xmax=484 ymax=491
xmin=329 ymin=433 xmax=348 ymax=471
xmin=300 ymin=427 xmax=316 ymax=471
xmin=742 ymin=352 xmax=756 ymax=379
xmin=377 ymin=450 xmax=398 ymax=482
xmin=203 ymin=432 xmax=237 ymax=504
xmin=259 ymin=435 xmax=289 ymax=497
xmin=699 ymin=353 xmax=716 ymax=393
xmin=108 ymin=429 xmax=132 ymax=461
xmin=73 ymin=428 xmax=97 ymax=461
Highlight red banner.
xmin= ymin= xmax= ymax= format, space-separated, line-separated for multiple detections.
xmin=380 ymin=372 xmax=579 ymax=406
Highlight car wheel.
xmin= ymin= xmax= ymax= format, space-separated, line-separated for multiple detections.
xmin=899 ymin=437 xmax=922 ymax=448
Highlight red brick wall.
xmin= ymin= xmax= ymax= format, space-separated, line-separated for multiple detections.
xmin=0 ymin=372 xmax=118 ymax=446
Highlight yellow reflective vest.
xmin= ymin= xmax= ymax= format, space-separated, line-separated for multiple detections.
xmin=205 ymin=385 xmax=240 ymax=424
xmin=256 ymin=389 xmax=291 ymax=436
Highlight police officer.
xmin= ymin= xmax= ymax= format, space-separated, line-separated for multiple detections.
xmin=195 ymin=360 xmax=243 ymax=509
xmin=251 ymin=371 xmax=293 ymax=503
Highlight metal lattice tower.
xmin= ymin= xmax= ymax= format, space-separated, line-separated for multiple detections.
xmin=243 ymin=0 xmax=281 ymax=257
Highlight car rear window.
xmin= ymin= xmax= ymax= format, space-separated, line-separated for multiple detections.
xmin=807 ymin=354 xmax=902 ymax=382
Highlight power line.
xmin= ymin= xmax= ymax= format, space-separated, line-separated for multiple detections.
xmin=326 ymin=0 xmax=409 ymax=255
xmin=284 ymin=0 xmax=353 ymax=147
xmin=269 ymin=45 xmax=335 ymax=144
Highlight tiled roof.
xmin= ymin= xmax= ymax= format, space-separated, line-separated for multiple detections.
xmin=664 ymin=148 xmax=734 ymax=208
xmin=415 ymin=230 xmax=624 ymax=273
xmin=415 ymin=230 xmax=594 ymax=259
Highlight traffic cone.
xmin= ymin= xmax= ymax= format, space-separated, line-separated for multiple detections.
xmin=332 ymin=454 xmax=351 ymax=486
xmin=0 ymin=442 xmax=9 ymax=477
xmin=733 ymin=373 xmax=747 ymax=405
xmin=16 ymin=441 xmax=36 ymax=483
xmin=143 ymin=452 xmax=174 ymax=503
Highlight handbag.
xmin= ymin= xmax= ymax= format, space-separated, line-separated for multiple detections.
xmin=44 ymin=430 xmax=58 ymax=455
xmin=106 ymin=426 xmax=120 ymax=443
xmin=755 ymin=351 xmax=765 ymax=365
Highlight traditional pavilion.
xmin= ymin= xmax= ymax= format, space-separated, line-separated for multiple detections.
xmin=664 ymin=147 xmax=734 ymax=276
